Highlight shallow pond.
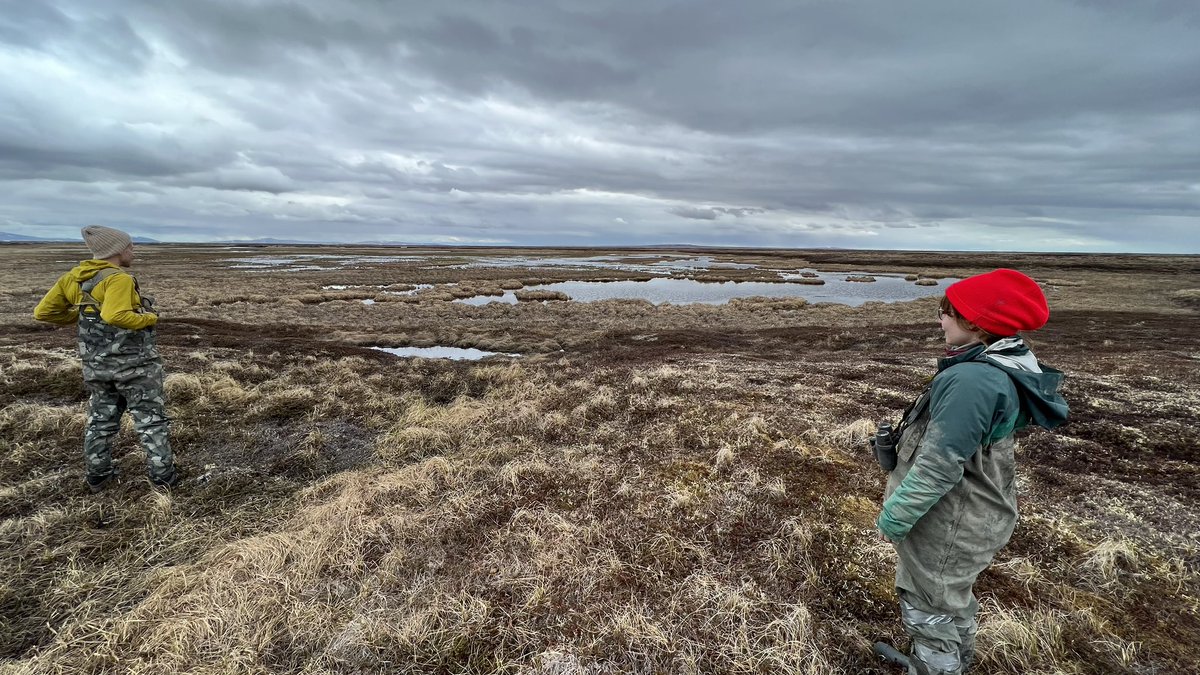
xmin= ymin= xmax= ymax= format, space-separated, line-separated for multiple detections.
xmin=227 ymin=254 xmax=426 ymax=270
xmin=370 ymin=346 xmax=520 ymax=360
xmin=450 ymin=254 xmax=754 ymax=274
xmin=456 ymin=274 xmax=949 ymax=306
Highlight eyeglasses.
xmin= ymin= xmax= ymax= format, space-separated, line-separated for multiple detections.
xmin=937 ymin=308 xmax=950 ymax=319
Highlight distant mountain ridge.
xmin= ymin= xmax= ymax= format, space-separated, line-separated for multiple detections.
xmin=0 ymin=231 xmax=63 ymax=242
xmin=0 ymin=232 xmax=158 ymax=243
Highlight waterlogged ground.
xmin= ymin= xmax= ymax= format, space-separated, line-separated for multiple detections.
xmin=225 ymin=251 xmax=950 ymax=306
xmin=0 ymin=244 xmax=1198 ymax=674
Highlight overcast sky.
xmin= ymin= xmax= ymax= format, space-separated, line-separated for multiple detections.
xmin=2 ymin=1 xmax=1198 ymax=251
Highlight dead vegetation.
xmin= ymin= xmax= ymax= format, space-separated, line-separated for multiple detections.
xmin=1171 ymin=288 xmax=1200 ymax=309
xmin=514 ymin=290 xmax=570 ymax=302
xmin=1 ymin=244 xmax=1198 ymax=673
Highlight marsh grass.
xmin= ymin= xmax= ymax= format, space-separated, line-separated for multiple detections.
xmin=2 ymin=244 xmax=1198 ymax=673
xmin=1 ymin=348 xmax=897 ymax=672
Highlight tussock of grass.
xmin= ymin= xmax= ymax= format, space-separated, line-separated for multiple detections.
xmin=470 ymin=285 xmax=506 ymax=297
xmin=975 ymin=599 xmax=1144 ymax=673
xmin=515 ymin=290 xmax=570 ymax=302
xmin=247 ymin=385 xmax=318 ymax=420
xmin=827 ymin=418 xmax=877 ymax=452
xmin=0 ymin=402 xmax=86 ymax=445
xmin=1170 ymin=288 xmax=1200 ymax=308
xmin=163 ymin=372 xmax=205 ymax=403
xmin=727 ymin=296 xmax=809 ymax=311
xmin=1081 ymin=538 xmax=1143 ymax=587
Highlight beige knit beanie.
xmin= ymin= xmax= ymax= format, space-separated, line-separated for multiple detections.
xmin=81 ymin=225 xmax=133 ymax=259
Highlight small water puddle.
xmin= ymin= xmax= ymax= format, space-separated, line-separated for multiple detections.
xmin=456 ymin=274 xmax=949 ymax=306
xmin=371 ymin=346 xmax=520 ymax=360
xmin=652 ymin=256 xmax=756 ymax=270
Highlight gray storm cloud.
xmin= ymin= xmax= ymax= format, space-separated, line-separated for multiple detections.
xmin=1 ymin=0 xmax=1198 ymax=251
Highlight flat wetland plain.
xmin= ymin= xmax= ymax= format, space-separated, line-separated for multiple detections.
xmin=1 ymin=244 xmax=1198 ymax=674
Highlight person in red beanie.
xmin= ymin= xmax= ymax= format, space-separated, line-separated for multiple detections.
xmin=873 ymin=269 xmax=1069 ymax=674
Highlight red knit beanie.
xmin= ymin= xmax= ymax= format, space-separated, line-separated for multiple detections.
xmin=945 ymin=269 xmax=1049 ymax=336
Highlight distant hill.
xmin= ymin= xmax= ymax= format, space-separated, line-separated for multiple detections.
xmin=0 ymin=231 xmax=64 ymax=242
xmin=0 ymin=232 xmax=158 ymax=243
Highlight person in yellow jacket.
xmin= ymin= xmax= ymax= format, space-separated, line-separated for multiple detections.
xmin=33 ymin=226 xmax=178 ymax=491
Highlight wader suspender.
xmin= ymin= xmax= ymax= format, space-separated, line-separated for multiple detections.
xmin=892 ymin=384 xmax=932 ymax=441
xmin=75 ymin=268 xmax=125 ymax=324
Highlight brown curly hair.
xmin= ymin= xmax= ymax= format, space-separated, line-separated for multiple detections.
xmin=940 ymin=295 xmax=1002 ymax=345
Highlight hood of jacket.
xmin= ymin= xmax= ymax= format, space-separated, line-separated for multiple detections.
xmin=938 ymin=337 xmax=1070 ymax=430
xmin=68 ymin=259 xmax=123 ymax=284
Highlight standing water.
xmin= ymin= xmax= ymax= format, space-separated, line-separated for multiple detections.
xmin=456 ymin=274 xmax=949 ymax=306
xmin=371 ymin=346 xmax=519 ymax=360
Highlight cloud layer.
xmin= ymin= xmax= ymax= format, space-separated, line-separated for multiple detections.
xmin=3 ymin=1 xmax=1198 ymax=251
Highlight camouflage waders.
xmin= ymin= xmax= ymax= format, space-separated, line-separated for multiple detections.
xmin=77 ymin=269 xmax=175 ymax=484
xmin=83 ymin=360 xmax=174 ymax=483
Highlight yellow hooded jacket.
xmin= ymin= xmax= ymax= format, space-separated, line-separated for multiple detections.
xmin=33 ymin=260 xmax=158 ymax=330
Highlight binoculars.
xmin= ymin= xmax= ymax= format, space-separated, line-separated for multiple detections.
xmin=872 ymin=421 xmax=899 ymax=471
